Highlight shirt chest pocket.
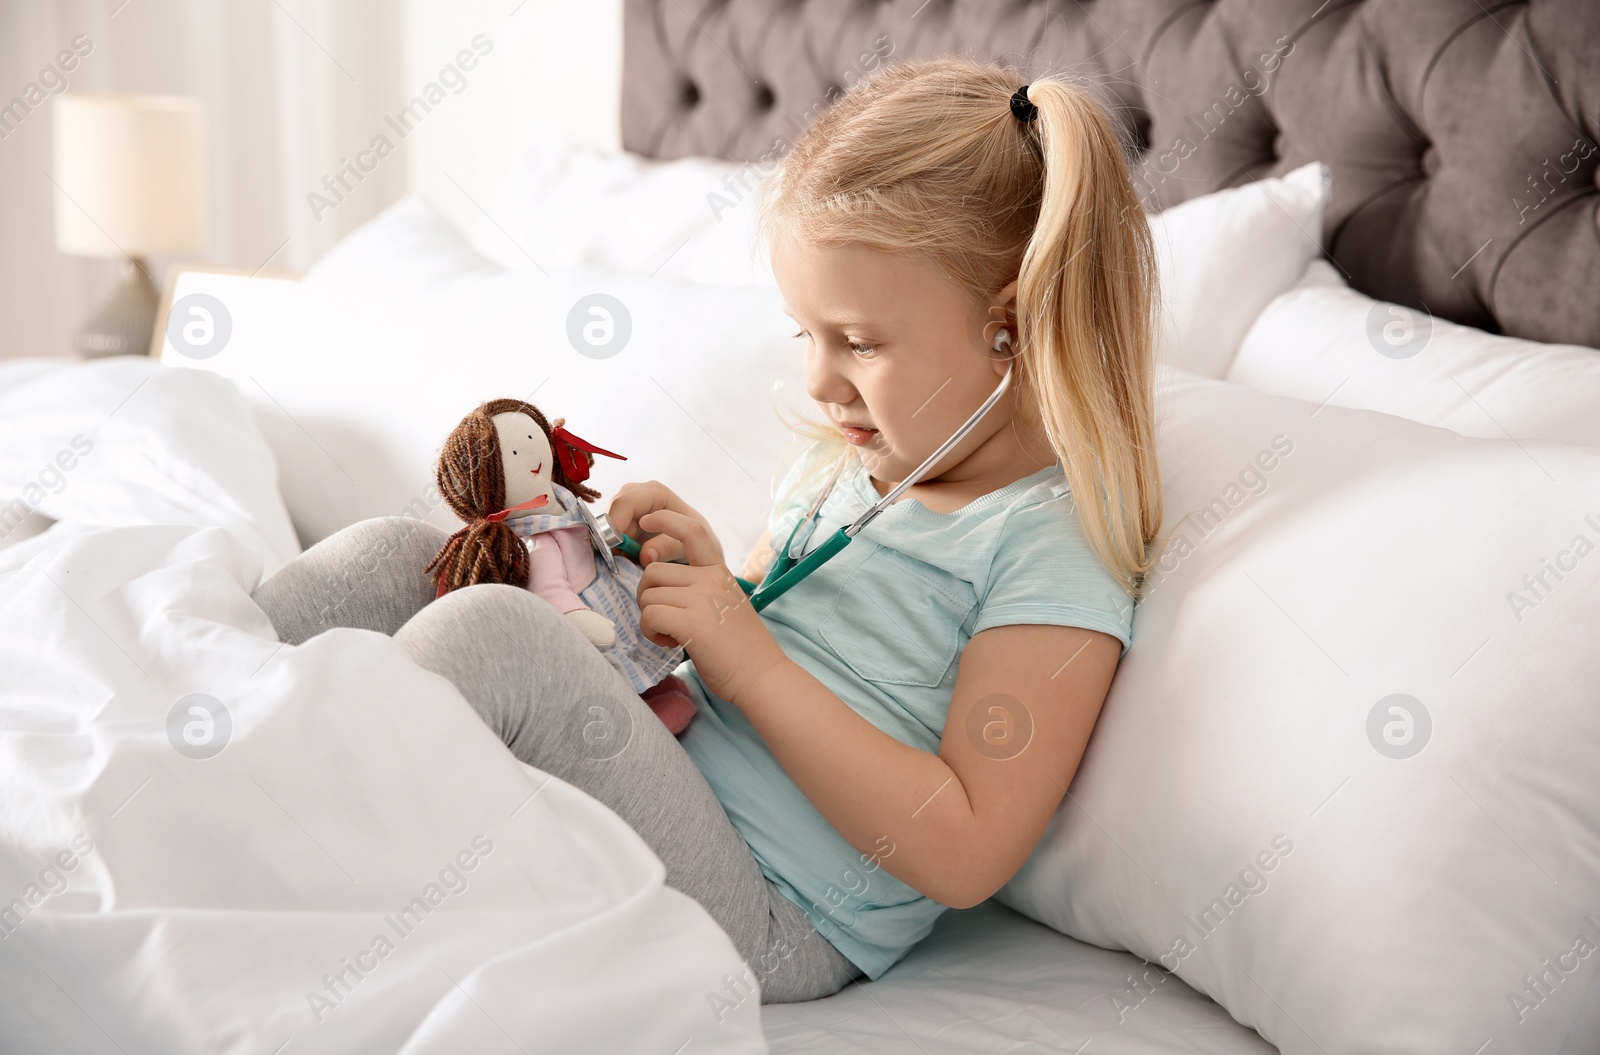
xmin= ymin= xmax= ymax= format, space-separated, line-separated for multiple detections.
xmin=818 ymin=544 xmax=977 ymax=688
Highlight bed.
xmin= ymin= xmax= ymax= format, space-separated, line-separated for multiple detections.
xmin=3 ymin=1 xmax=1598 ymax=1053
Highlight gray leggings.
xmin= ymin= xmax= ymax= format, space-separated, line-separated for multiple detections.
xmin=251 ymin=516 xmax=863 ymax=1005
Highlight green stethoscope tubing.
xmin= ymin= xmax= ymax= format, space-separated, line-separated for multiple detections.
xmin=605 ymin=360 xmax=1015 ymax=613
xmin=732 ymin=452 xmax=854 ymax=610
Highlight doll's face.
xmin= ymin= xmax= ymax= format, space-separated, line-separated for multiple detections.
xmin=493 ymin=412 xmax=563 ymax=516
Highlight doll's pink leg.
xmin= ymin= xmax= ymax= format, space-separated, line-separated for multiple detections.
xmin=640 ymin=674 xmax=696 ymax=735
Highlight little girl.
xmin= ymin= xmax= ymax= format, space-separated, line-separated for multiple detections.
xmin=252 ymin=56 xmax=1161 ymax=1005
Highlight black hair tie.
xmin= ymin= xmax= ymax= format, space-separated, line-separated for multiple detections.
xmin=1009 ymin=85 xmax=1039 ymax=124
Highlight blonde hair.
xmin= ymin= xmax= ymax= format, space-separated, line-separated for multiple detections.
xmin=758 ymin=56 xmax=1162 ymax=597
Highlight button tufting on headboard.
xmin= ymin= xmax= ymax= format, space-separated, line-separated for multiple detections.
xmin=622 ymin=0 xmax=1600 ymax=347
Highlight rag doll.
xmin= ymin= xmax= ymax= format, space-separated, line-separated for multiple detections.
xmin=425 ymin=397 xmax=695 ymax=735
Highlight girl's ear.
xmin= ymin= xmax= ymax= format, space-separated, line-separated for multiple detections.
xmin=994 ymin=278 xmax=1020 ymax=317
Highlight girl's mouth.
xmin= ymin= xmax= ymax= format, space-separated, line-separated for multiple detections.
xmin=839 ymin=425 xmax=878 ymax=446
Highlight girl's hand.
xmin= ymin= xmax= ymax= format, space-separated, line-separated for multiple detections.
xmin=635 ymin=509 xmax=790 ymax=708
xmin=607 ymin=481 xmax=727 ymax=567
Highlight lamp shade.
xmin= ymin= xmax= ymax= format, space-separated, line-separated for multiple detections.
xmin=53 ymin=93 xmax=206 ymax=258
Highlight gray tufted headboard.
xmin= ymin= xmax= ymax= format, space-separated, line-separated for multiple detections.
xmin=621 ymin=0 xmax=1600 ymax=349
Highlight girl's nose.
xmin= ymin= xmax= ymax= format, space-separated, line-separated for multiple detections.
xmin=805 ymin=345 xmax=856 ymax=408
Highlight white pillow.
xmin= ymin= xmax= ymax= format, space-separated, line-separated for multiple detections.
xmin=1228 ymin=260 xmax=1600 ymax=446
xmin=468 ymin=126 xmax=775 ymax=287
xmin=470 ymin=126 xmax=1329 ymax=377
xmin=996 ymin=366 xmax=1600 ymax=1053
xmin=1147 ymin=161 xmax=1329 ymax=378
xmin=166 ymin=197 xmax=810 ymax=562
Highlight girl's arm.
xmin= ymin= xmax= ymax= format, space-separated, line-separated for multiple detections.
xmin=738 ymin=622 xmax=1121 ymax=909
xmin=740 ymin=527 xmax=774 ymax=585
xmin=631 ymin=508 xmax=1119 ymax=909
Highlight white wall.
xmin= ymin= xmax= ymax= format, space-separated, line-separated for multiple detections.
xmin=0 ymin=0 xmax=623 ymax=360
xmin=401 ymin=0 xmax=623 ymax=235
xmin=0 ymin=0 xmax=410 ymax=359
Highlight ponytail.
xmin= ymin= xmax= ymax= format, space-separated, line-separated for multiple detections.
xmin=1014 ymin=79 xmax=1162 ymax=595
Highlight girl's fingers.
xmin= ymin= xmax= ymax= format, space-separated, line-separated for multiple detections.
xmin=637 ymin=532 xmax=685 ymax=566
xmin=608 ymin=483 xmax=718 ymax=560
xmin=638 ymin=603 xmax=688 ymax=649
xmin=638 ymin=510 xmax=721 ymax=567
xmin=606 ymin=482 xmax=680 ymax=529
xmin=605 ymin=481 xmax=662 ymax=540
xmin=610 ymin=485 xmax=693 ymax=563
xmin=636 ymin=583 xmax=695 ymax=610
xmin=607 ymin=481 xmax=679 ymax=534
xmin=637 ymin=558 xmax=695 ymax=589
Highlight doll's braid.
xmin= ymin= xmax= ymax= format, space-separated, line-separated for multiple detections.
xmin=424 ymin=398 xmax=602 ymax=595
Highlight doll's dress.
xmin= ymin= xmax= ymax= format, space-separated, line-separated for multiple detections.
xmin=505 ymin=483 xmax=693 ymax=719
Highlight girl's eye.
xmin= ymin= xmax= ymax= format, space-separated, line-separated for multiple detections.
xmin=791 ymin=328 xmax=874 ymax=356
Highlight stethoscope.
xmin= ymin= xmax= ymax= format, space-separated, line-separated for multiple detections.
xmin=589 ymin=360 xmax=1015 ymax=613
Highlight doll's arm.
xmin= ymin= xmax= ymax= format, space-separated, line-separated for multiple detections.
xmin=526 ymin=534 xmax=587 ymax=614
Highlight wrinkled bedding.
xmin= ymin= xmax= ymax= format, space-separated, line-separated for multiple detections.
xmin=0 ymin=358 xmax=765 ymax=1054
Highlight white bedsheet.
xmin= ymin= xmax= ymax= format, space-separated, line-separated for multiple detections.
xmin=0 ymin=357 xmax=301 ymax=578
xmin=766 ymin=901 xmax=1276 ymax=1053
xmin=0 ymin=359 xmax=765 ymax=1054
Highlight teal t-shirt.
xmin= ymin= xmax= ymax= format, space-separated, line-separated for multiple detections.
xmin=677 ymin=440 xmax=1137 ymax=980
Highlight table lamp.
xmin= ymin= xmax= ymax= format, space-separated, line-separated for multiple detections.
xmin=53 ymin=93 xmax=206 ymax=358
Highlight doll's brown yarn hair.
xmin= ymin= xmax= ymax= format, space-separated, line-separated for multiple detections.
xmin=425 ymin=397 xmax=602 ymax=595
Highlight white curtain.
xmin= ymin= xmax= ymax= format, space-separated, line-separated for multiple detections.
xmin=0 ymin=0 xmax=407 ymax=361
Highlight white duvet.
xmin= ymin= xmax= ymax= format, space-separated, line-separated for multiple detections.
xmin=0 ymin=359 xmax=765 ymax=1053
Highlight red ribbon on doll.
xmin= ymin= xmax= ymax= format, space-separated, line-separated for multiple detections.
xmin=550 ymin=425 xmax=626 ymax=484
xmin=483 ymin=494 xmax=548 ymax=521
